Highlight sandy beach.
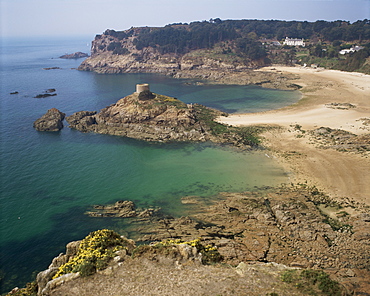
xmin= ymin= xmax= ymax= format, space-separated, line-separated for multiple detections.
xmin=218 ymin=66 xmax=370 ymax=205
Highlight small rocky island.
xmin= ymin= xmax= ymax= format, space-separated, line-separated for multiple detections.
xmin=33 ymin=108 xmax=65 ymax=132
xmin=59 ymin=52 xmax=89 ymax=59
xmin=66 ymin=84 xmax=215 ymax=142
xmin=63 ymin=84 xmax=262 ymax=147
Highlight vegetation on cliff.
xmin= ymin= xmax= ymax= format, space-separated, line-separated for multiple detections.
xmin=282 ymin=269 xmax=343 ymax=296
xmin=53 ymin=229 xmax=132 ymax=278
xmin=83 ymin=19 xmax=370 ymax=74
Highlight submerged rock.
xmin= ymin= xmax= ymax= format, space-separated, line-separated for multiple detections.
xmin=34 ymin=93 xmax=57 ymax=98
xmin=85 ymin=200 xmax=160 ymax=218
xmin=33 ymin=108 xmax=65 ymax=132
xmin=43 ymin=67 xmax=61 ymax=70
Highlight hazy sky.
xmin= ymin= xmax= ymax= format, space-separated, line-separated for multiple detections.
xmin=1 ymin=0 xmax=369 ymax=38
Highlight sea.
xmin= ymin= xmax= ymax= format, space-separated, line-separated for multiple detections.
xmin=0 ymin=35 xmax=300 ymax=293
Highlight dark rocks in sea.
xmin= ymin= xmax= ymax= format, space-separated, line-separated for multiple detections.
xmin=33 ymin=108 xmax=66 ymax=132
xmin=43 ymin=67 xmax=61 ymax=70
xmin=34 ymin=93 xmax=57 ymax=98
xmin=85 ymin=200 xmax=160 ymax=218
xmin=34 ymin=89 xmax=57 ymax=98
xmin=60 ymin=52 xmax=89 ymax=59
xmin=10 ymin=91 xmax=19 ymax=95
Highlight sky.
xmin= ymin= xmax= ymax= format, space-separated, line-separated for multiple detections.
xmin=1 ymin=0 xmax=369 ymax=38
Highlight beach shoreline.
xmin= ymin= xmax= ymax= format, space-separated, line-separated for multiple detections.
xmin=218 ymin=66 xmax=370 ymax=205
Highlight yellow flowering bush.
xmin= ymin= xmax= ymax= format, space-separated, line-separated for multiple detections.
xmin=53 ymin=229 xmax=128 ymax=278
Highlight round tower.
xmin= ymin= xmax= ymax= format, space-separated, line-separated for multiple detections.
xmin=136 ymin=83 xmax=150 ymax=93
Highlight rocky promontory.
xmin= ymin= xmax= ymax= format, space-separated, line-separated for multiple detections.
xmin=65 ymin=89 xmax=261 ymax=147
xmin=66 ymin=92 xmax=211 ymax=142
xmin=32 ymin=86 xmax=268 ymax=147
xmin=77 ymin=28 xmax=300 ymax=90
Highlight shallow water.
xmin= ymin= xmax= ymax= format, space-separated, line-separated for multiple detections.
xmin=0 ymin=36 xmax=300 ymax=292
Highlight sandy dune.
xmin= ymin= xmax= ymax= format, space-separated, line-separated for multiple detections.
xmin=218 ymin=66 xmax=370 ymax=205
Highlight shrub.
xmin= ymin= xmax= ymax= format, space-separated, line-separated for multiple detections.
xmin=5 ymin=281 xmax=38 ymax=296
xmin=281 ymin=269 xmax=344 ymax=296
xmin=138 ymin=90 xmax=156 ymax=101
xmin=53 ymin=229 xmax=128 ymax=278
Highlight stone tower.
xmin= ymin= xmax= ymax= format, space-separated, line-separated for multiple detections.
xmin=136 ymin=83 xmax=150 ymax=93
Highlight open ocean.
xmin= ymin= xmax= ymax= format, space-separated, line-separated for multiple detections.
xmin=0 ymin=36 xmax=300 ymax=293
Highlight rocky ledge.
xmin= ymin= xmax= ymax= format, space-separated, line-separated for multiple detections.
xmin=78 ymin=54 xmax=300 ymax=90
xmin=19 ymin=184 xmax=369 ymax=296
xmin=85 ymin=200 xmax=160 ymax=218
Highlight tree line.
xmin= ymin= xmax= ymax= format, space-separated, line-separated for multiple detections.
xmin=126 ymin=19 xmax=370 ymax=54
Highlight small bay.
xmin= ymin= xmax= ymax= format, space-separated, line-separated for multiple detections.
xmin=0 ymin=36 xmax=300 ymax=292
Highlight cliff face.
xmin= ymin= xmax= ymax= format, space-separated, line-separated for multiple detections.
xmin=66 ymin=92 xmax=220 ymax=142
xmin=78 ymin=28 xmax=262 ymax=75
xmin=77 ymin=28 xmax=301 ymax=90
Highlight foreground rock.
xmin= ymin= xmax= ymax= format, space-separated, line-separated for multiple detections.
xmin=13 ymin=185 xmax=367 ymax=295
xmin=33 ymin=108 xmax=65 ymax=132
xmin=59 ymin=52 xmax=89 ymax=59
xmin=127 ymin=186 xmax=370 ymax=295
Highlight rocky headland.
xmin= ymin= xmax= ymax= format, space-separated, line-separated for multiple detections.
xmin=77 ymin=29 xmax=300 ymax=90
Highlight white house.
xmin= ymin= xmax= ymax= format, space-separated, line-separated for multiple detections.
xmin=339 ymin=46 xmax=364 ymax=55
xmin=283 ymin=37 xmax=305 ymax=47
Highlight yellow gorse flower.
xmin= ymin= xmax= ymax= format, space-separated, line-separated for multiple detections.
xmin=53 ymin=229 xmax=127 ymax=279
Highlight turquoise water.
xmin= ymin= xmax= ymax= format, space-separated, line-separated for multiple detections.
xmin=0 ymin=36 xmax=300 ymax=292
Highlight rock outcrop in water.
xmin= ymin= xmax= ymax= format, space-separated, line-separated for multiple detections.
xmin=65 ymin=90 xmax=238 ymax=144
xmin=32 ymin=89 xmax=265 ymax=147
xmin=65 ymin=90 xmax=264 ymax=147
xmin=33 ymin=108 xmax=65 ymax=132
xmin=85 ymin=200 xmax=160 ymax=218
xmin=59 ymin=52 xmax=89 ymax=59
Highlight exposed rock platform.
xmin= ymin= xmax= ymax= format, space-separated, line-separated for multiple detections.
xmin=85 ymin=200 xmax=160 ymax=218
xmin=28 ymin=185 xmax=370 ymax=296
